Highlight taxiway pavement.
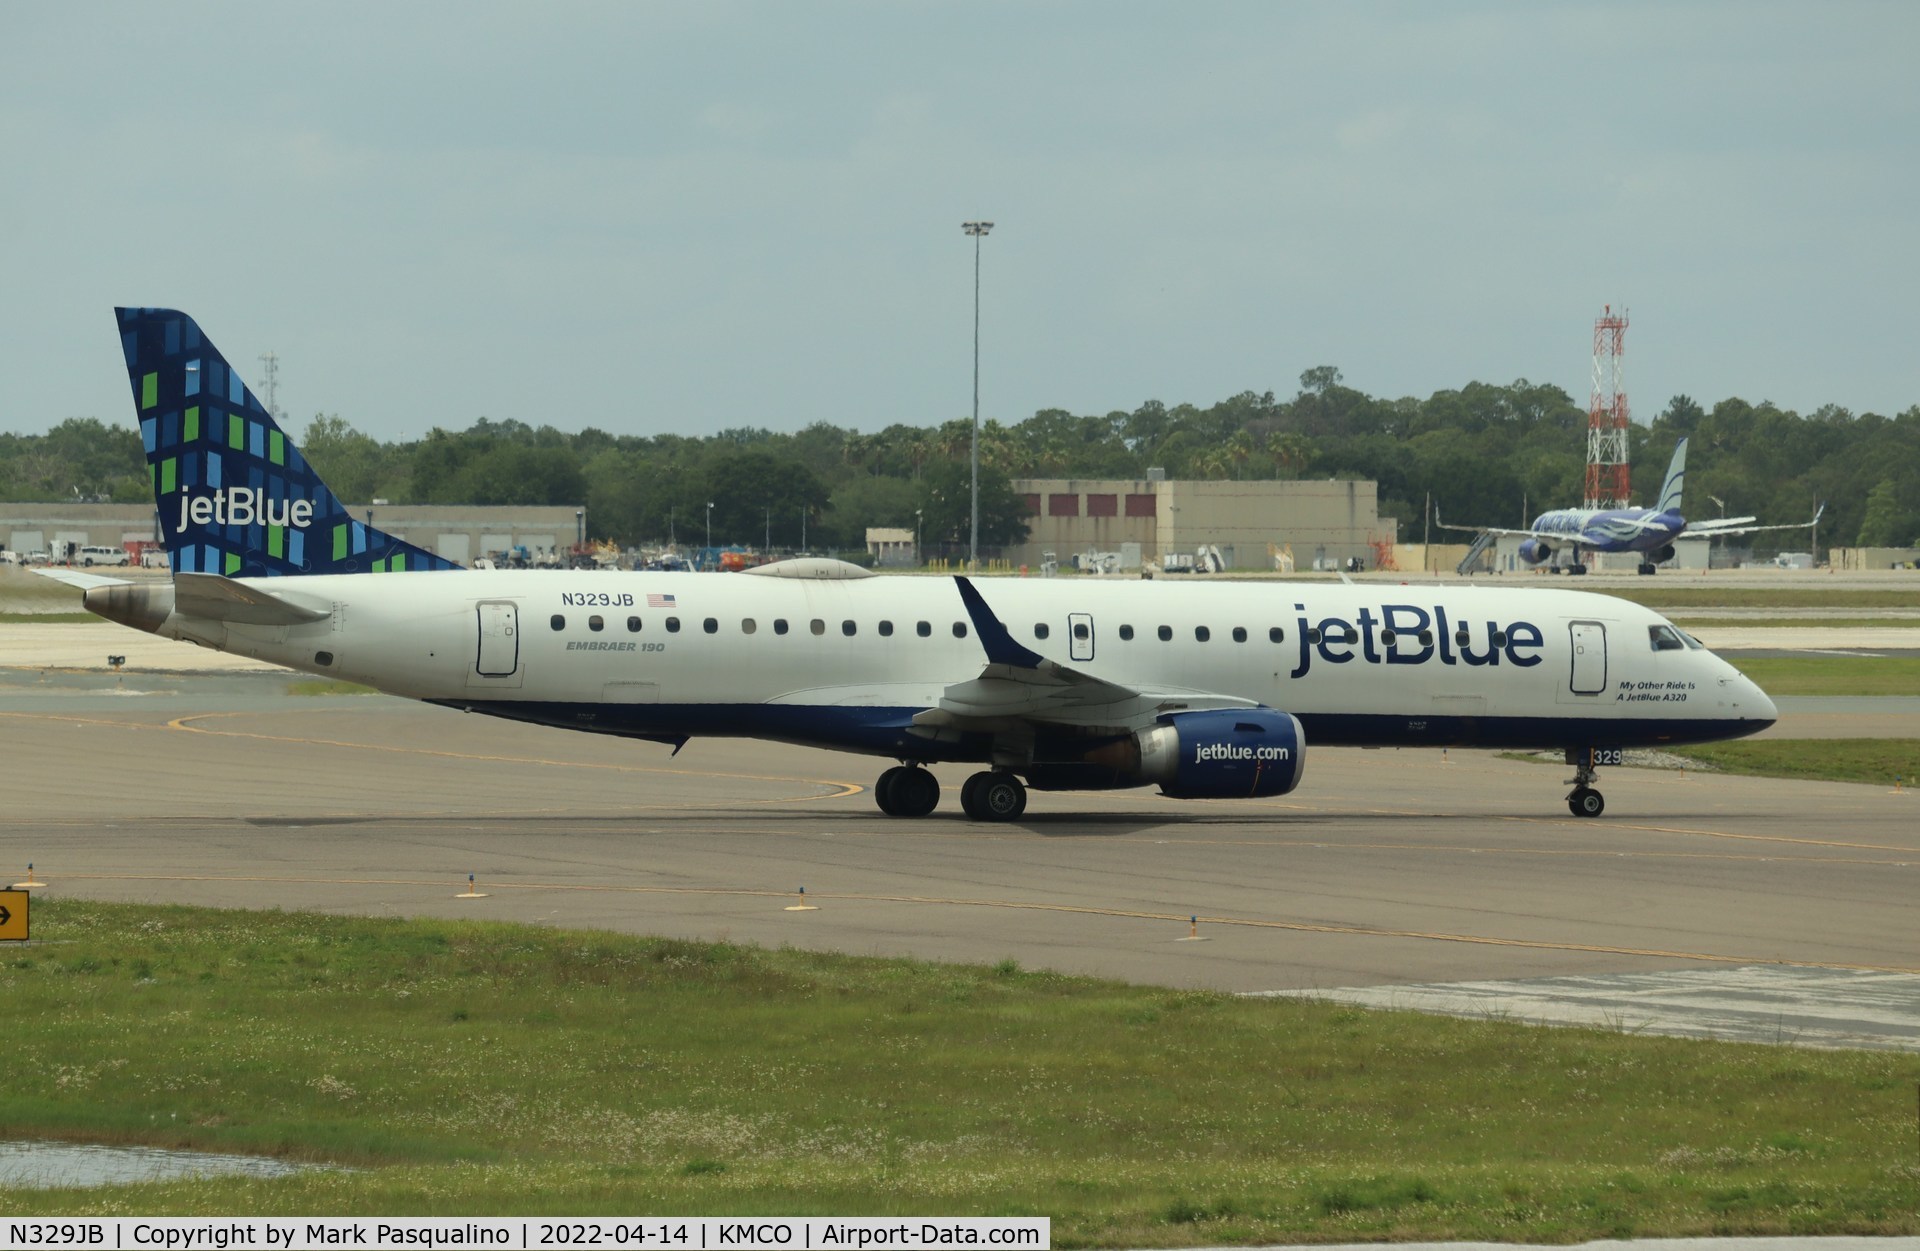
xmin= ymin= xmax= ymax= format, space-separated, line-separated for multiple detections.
xmin=2 ymin=663 xmax=1916 ymax=1048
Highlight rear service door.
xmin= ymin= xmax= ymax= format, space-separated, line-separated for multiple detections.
xmin=1068 ymin=612 xmax=1095 ymax=662
xmin=475 ymin=601 xmax=521 ymax=681
xmin=1567 ymin=620 xmax=1607 ymax=696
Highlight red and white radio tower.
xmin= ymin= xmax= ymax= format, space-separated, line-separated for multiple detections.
xmin=1584 ymin=305 xmax=1630 ymax=510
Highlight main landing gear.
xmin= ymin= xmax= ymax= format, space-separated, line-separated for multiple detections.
xmin=873 ymin=764 xmax=940 ymax=817
xmin=1564 ymin=750 xmax=1605 ymax=818
xmin=870 ymin=764 xmax=1029 ymax=822
xmin=959 ymin=770 xmax=1027 ymax=821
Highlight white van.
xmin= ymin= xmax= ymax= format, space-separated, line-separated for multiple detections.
xmin=78 ymin=545 xmax=131 ymax=567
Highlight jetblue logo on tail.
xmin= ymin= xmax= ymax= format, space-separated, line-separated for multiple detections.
xmin=178 ymin=488 xmax=315 ymax=530
xmin=117 ymin=307 xmax=460 ymax=578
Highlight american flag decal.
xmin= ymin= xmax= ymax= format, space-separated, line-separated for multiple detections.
xmin=648 ymin=593 xmax=676 ymax=608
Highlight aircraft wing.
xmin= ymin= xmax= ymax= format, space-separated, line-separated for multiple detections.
xmin=30 ymin=567 xmax=131 ymax=592
xmin=1679 ymin=503 xmax=1825 ymax=540
xmin=908 ymin=577 xmax=1257 ymax=736
xmin=1433 ymin=519 xmax=1565 ymax=542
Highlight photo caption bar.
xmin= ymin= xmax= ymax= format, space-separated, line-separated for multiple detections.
xmin=1 ymin=1218 xmax=1049 ymax=1251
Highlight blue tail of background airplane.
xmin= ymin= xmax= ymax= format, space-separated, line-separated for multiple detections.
xmin=1656 ymin=437 xmax=1688 ymax=515
xmin=116 ymin=307 xmax=460 ymax=578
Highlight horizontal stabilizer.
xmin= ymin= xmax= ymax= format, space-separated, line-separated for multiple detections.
xmin=173 ymin=572 xmax=331 ymax=625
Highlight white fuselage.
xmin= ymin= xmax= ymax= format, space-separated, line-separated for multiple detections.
xmin=142 ymin=570 xmax=1775 ymax=759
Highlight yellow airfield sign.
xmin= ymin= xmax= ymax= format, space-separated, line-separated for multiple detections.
xmin=0 ymin=889 xmax=27 ymax=941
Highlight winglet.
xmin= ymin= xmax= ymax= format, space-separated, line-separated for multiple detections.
xmin=954 ymin=576 xmax=1046 ymax=669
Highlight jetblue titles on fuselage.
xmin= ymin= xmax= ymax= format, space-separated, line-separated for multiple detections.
xmin=1289 ymin=602 xmax=1543 ymax=679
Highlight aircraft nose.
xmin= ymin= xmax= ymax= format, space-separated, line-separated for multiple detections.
xmin=1734 ymin=671 xmax=1778 ymax=727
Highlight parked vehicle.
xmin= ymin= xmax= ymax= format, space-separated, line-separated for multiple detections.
xmin=79 ymin=545 xmax=131 ymax=567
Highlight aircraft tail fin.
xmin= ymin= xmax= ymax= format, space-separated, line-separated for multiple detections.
xmin=115 ymin=308 xmax=461 ymax=578
xmin=1656 ymin=437 xmax=1688 ymax=514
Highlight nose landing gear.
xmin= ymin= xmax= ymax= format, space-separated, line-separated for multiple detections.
xmin=1564 ymin=749 xmax=1605 ymax=818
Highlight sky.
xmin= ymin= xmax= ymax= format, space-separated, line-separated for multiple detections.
xmin=2 ymin=1 xmax=1916 ymax=444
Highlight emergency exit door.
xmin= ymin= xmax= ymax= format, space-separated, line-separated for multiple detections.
xmin=1068 ymin=613 xmax=1095 ymax=662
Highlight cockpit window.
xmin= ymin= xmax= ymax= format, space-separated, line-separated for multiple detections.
xmin=1648 ymin=624 xmax=1686 ymax=652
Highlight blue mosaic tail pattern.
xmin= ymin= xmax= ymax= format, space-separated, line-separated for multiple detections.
xmin=116 ymin=307 xmax=461 ymax=577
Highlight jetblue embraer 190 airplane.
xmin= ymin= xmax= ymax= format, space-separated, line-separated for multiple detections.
xmin=1440 ymin=438 xmax=1823 ymax=575
xmin=63 ymin=308 xmax=1779 ymax=821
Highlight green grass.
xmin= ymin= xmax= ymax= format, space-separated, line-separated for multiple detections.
xmin=1672 ymin=739 xmax=1920 ymax=786
xmin=1673 ymin=617 xmax=1920 ymax=629
xmin=285 ymin=679 xmax=379 ymax=696
xmin=1723 ymin=655 xmax=1920 ymax=696
xmin=2 ymin=901 xmax=1916 ymax=1238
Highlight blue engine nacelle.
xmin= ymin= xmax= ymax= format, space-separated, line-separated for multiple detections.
xmin=1136 ymin=709 xmax=1306 ymax=799
xmin=1518 ymin=538 xmax=1552 ymax=565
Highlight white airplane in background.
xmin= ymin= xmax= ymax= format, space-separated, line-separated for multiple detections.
xmin=1440 ymin=438 xmax=1824 ymax=575
xmin=54 ymin=308 xmax=1779 ymax=822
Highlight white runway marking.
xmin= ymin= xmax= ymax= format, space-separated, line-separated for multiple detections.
xmin=1251 ymin=965 xmax=1920 ymax=1051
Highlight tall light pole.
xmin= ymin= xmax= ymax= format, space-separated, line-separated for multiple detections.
xmin=705 ymin=501 xmax=714 ymax=562
xmin=963 ymin=220 xmax=993 ymax=571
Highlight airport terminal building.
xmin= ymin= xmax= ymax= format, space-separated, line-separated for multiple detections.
xmin=2 ymin=503 xmax=584 ymax=566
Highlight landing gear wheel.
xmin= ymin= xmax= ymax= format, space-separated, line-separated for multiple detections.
xmin=1568 ymin=562 xmax=1588 ymax=576
xmin=875 ymin=765 xmax=939 ymax=817
xmin=1637 ymin=561 xmax=1657 ymax=575
xmin=1567 ymin=786 xmax=1604 ymax=818
xmin=874 ymin=766 xmax=908 ymax=815
xmin=961 ymin=771 xmax=1026 ymax=822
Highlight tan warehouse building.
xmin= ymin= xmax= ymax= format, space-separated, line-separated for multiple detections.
xmin=1009 ymin=477 xmax=1397 ymax=573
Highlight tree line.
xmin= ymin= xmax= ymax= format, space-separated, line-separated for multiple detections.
xmin=3 ymin=369 xmax=1916 ymax=554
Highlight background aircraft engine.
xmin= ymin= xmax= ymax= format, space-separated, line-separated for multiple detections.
xmin=1652 ymin=543 xmax=1675 ymax=563
xmin=1136 ymin=709 xmax=1306 ymax=799
xmin=1518 ymin=538 xmax=1552 ymax=565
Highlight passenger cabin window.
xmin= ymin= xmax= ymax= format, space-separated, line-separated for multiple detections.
xmin=952 ymin=622 xmax=968 ymax=638
xmin=842 ymin=620 xmax=857 ymax=636
xmin=626 ymin=616 xmax=641 ymax=633
xmin=916 ymin=621 xmax=932 ymax=637
xmin=1231 ymin=627 xmax=1247 ymax=643
xmin=703 ymin=618 xmax=718 ymax=634
xmin=1418 ymin=630 xmax=1433 ymax=647
xmin=810 ymin=619 xmax=826 ymax=636
xmin=589 ymin=615 xmax=604 ymax=632
xmin=1194 ymin=626 xmax=1210 ymax=642
xmin=666 ymin=617 xmax=681 ymax=633
xmin=1034 ymin=623 xmax=1050 ymax=640
xmin=1380 ymin=629 xmax=1395 ymax=646
xmin=1268 ymin=627 xmax=1284 ymax=643
xmin=741 ymin=619 xmax=757 ymax=634
xmin=774 ymin=619 xmax=789 ymax=635
xmin=1119 ymin=624 xmax=1135 ymax=641
xmin=1157 ymin=625 xmax=1172 ymax=642
xmin=878 ymin=620 xmax=894 ymax=637
xmin=550 ymin=614 xmax=565 ymax=631
xmin=1304 ymin=627 xmax=1321 ymax=644
xmin=1649 ymin=624 xmax=1686 ymax=651
xmin=1073 ymin=622 xmax=1090 ymax=640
